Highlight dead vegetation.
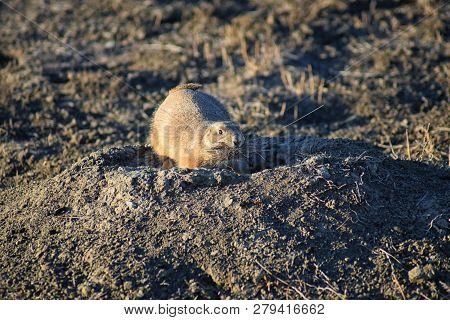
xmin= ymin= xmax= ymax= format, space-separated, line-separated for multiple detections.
xmin=1 ymin=0 xmax=448 ymax=190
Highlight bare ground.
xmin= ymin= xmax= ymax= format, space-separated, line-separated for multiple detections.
xmin=0 ymin=0 xmax=449 ymax=299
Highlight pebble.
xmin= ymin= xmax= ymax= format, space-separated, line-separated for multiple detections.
xmin=123 ymin=281 xmax=133 ymax=290
xmin=224 ymin=196 xmax=233 ymax=207
xmin=126 ymin=201 xmax=137 ymax=209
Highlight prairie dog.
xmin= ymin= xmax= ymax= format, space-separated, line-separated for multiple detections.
xmin=149 ymin=84 xmax=248 ymax=172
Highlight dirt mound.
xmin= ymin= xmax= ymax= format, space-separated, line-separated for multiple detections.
xmin=1 ymin=137 xmax=448 ymax=299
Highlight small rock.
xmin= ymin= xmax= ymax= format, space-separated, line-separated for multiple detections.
xmin=126 ymin=201 xmax=137 ymax=209
xmin=188 ymin=280 xmax=200 ymax=294
xmin=393 ymin=226 xmax=403 ymax=234
xmin=78 ymin=284 xmax=91 ymax=297
xmin=325 ymin=200 xmax=336 ymax=209
xmin=181 ymin=233 xmax=191 ymax=241
xmin=224 ymin=196 xmax=233 ymax=207
xmin=135 ymin=289 xmax=145 ymax=298
xmin=408 ymin=266 xmax=423 ymax=283
xmin=105 ymin=40 xmax=116 ymax=49
xmin=123 ymin=281 xmax=133 ymax=290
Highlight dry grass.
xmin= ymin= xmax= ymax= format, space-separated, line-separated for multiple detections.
xmin=378 ymin=124 xmax=449 ymax=164
xmin=280 ymin=67 xmax=326 ymax=104
xmin=0 ymin=0 xmax=448 ymax=191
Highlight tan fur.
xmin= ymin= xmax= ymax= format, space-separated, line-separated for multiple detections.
xmin=149 ymin=83 xmax=248 ymax=171
xmin=169 ymin=83 xmax=203 ymax=94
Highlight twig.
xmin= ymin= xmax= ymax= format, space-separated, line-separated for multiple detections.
xmin=418 ymin=292 xmax=431 ymax=300
xmin=314 ymin=263 xmax=345 ymax=299
xmin=375 ymin=248 xmax=406 ymax=299
xmin=377 ymin=248 xmax=402 ymax=265
xmin=392 ymin=272 xmax=407 ymax=300
xmin=427 ymin=214 xmax=443 ymax=232
xmin=337 ymin=71 xmax=382 ymax=78
xmin=255 ymin=260 xmax=308 ymax=299
xmin=279 ymin=102 xmax=287 ymax=117
xmin=405 ymin=129 xmax=411 ymax=160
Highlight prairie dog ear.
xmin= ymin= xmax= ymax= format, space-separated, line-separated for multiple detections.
xmin=204 ymin=124 xmax=213 ymax=135
xmin=203 ymin=125 xmax=214 ymax=143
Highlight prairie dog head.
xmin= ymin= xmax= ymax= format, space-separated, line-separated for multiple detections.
xmin=203 ymin=121 xmax=244 ymax=151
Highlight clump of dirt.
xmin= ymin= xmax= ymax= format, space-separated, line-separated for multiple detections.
xmin=1 ymin=138 xmax=448 ymax=299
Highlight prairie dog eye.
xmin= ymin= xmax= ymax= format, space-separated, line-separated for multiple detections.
xmin=218 ymin=129 xmax=223 ymax=135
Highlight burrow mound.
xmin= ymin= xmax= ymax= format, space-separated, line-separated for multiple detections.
xmin=0 ymin=137 xmax=448 ymax=299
